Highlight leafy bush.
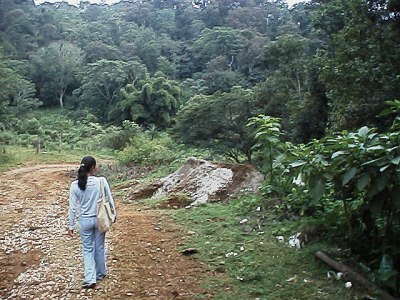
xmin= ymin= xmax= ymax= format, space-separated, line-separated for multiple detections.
xmin=101 ymin=121 xmax=141 ymax=150
xmin=250 ymin=101 xmax=400 ymax=288
xmin=118 ymin=133 xmax=180 ymax=166
xmin=0 ymin=130 xmax=15 ymax=146
xmin=118 ymin=131 xmax=208 ymax=168
xmin=16 ymin=118 xmax=42 ymax=135
xmin=1 ymin=109 xmax=117 ymax=152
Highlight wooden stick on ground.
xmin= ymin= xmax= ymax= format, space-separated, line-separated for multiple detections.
xmin=315 ymin=251 xmax=397 ymax=300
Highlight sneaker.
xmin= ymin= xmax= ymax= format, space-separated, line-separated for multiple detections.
xmin=96 ymin=274 xmax=106 ymax=281
xmin=82 ymin=283 xmax=96 ymax=289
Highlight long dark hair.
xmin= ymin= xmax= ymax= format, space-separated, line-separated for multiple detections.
xmin=78 ymin=156 xmax=96 ymax=190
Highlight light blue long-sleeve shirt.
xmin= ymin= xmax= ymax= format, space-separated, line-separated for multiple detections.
xmin=69 ymin=176 xmax=116 ymax=230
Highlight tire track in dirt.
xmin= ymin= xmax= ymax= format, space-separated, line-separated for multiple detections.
xmin=0 ymin=163 xmax=216 ymax=299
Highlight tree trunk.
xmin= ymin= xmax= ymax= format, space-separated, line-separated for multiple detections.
xmin=342 ymin=199 xmax=355 ymax=241
xmin=294 ymin=71 xmax=302 ymax=96
xmin=228 ymin=55 xmax=235 ymax=71
xmin=59 ymin=85 xmax=66 ymax=108
xmin=315 ymin=251 xmax=396 ymax=300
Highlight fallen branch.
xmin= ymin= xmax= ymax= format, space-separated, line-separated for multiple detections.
xmin=315 ymin=251 xmax=396 ymax=300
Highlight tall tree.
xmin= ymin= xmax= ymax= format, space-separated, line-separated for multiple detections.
xmin=255 ymin=33 xmax=325 ymax=142
xmin=174 ymin=86 xmax=257 ymax=162
xmin=110 ymin=72 xmax=181 ymax=128
xmin=314 ymin=0 xmax=400 ymax=129
xmin=75 ymin=59 xmax=127 ymax=117
xmin=31 ymin=41 xmax=84 ymax=108
xmin=0 ymin=52 xmax=41 ymax=131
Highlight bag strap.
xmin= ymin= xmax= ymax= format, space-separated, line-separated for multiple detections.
xmin=99 ymin=177 xmax=105 ymax=199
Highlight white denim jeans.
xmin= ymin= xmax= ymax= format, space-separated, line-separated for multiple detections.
xmin=79 ymin=216 xmax=106 ymax=284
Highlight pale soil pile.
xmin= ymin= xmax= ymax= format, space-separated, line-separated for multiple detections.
xmin=0 ymin=163 xmax=220 ymax=299
xmin=128 ymin=157 xmax=264 ymax=207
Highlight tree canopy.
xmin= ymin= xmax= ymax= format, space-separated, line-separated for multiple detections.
xmin=0 ymin=0 xmax=399 ymax=154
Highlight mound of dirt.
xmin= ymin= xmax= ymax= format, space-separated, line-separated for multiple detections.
xmin=128 ymin=157 xmax=264 ymax=207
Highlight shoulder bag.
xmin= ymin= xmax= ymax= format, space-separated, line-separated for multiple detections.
xmin=97 ymin=177 xmax=116 ymax=233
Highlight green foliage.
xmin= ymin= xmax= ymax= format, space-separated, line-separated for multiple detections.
xmin=201 ymin=70 xmax=245 ymax=94
xmin=288 ymin=123 xmax=400 ymax=210
xmin=138 ymin=192 xmax=192 ymax=209
xmin=75 ymin=59 xmax=127 ymax=118
xmin=101 ymin=120 xmax=141 ymax=150
xmin=111 ymin=72 xmax=181 ymax=128
xmin=1 ymin=108 xmax=128 ymax=153
xmin=314 ymin=0 xmax=400 ymax=130
xmin=173 ymin=198 xmax=363 ymax=299
xmin=251 ymin=103 xmax=400 ymax=286
xmin=0 ymin=145 xmax=87 ymax=171
xmin=174 ymin=86 xmax=257 ymax=162
xmin=1 ymin=0 xmax=400 ymax=294
xmin=118 ymin=132 xmax=170 ymax=166
xmin=257 ymin=33 xmax=325 ymax=142
xmin=192 ymin=26 xmax=259 ymax=80
xmin=30 ymin=41 xmax=84 ymax=108
xmin=1 ymin=0 xmax=398 ymax=145
xmin=247 ymin=115 xmax=284 ymax=189
xmin=118 ymin=131 xmax=203 ymax=167
xmin=0 ymin=50 xmax=42 ymax=137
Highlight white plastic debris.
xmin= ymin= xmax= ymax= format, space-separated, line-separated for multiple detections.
xmin=288 ymin=233 xmax=302 ymax=249
xmin=239 ymin=218 xmax=248 ymax=224
xmin=286 ymin=276 xmax=297 ymax=282
xmin=225 ymin=252 xmax=238 ymax=258
xmin=276 ymin=236 xmax=285 ymax=242
xmin=293 ymin=174 xmax=305 ymax=186
xmin=345 ymin=282 xmax=352 ymax=289
xmin=240 ymin=246 xmax=245 ymax=251
xmin=255 ymin=206 xmax=261 ymax=212
xmin=327 ymin=271 xmax=343 ymax=280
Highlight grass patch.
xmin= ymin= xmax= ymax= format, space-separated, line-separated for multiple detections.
xmin=136 ymin=196 xmax=166 ymax=207
xmin=138 ymin=193 xmax=192 ymax=209
xmin=173 ymin=197 xmax=366 ymax=299
xmin=0 ymin=146 xmax=115 ymax=171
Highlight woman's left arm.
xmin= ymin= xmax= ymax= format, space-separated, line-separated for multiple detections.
xmin=68 ymin=184 xmax=78 ymax=235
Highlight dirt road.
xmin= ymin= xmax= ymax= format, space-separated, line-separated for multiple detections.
xmin=0 ymin=164 xmax=215 ymax=299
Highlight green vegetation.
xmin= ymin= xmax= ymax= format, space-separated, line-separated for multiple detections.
xmin=0 ymin=146 xmax=84 ymax=171
xmin=137 ymin=192 xmax=192 ymax=209
xmin=1 ymin=0 xmax=400 ymax=297
xmin=246 ymin=102 xmax=400 ymax=294
xmin=174 ymin=198 xmax=366 ymax=299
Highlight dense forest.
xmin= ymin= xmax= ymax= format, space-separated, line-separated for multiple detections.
xmin=1 ymin=0 xmax=400 ymax=296
xmin=1 ymin=0 xmax=399 ymax=150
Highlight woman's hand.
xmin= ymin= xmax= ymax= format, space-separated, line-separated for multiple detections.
xmin=68 ymin=229 xmax=74 ymax=237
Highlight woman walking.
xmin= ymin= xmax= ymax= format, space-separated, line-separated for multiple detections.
xmin=68 ymin=156 xmax=116 ymax=289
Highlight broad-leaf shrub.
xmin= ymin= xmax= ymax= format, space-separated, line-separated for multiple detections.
xmin=251 ymin=102 xmax=400 ymax=284
xmin=118 ymin=133 xmax=174 ymax=166
xmin=247 ymin=115 xmax=289 ymax=193
xmin=119 ymin=132 xmax=180 ymax=166
xmin=101 ymin=121 xmax=141 ymax=150
xmin=118 ymin=130 xmax=209 ymax=169
xmin=288 ymin=123 xmax=400 ymax=242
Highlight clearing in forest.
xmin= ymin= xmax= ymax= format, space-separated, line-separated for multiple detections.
xmin=0 ymin=163 xmax=218 ymax=299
